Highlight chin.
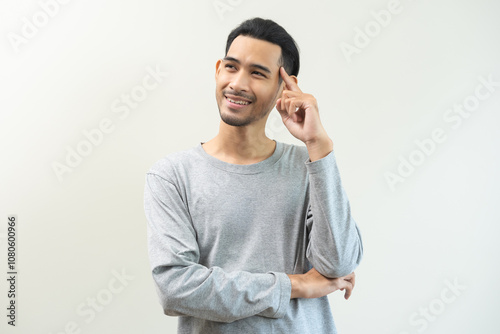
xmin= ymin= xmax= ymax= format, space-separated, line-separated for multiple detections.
xmin=220 ymin=114 xmax=251 ymax=127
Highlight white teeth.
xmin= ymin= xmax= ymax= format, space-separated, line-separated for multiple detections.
xmin=227 ymin=97 xmax=250 ymax=105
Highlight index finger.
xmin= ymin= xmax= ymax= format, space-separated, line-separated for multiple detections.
xmin=280 ymin=66 xmax=302 ymax=93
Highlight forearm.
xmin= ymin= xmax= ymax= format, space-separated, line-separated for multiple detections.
xmin=305 ymin=134 xmax=333 ymax=162
xmin=305 ymin=150 xmax=363 ymax=278
xmin=151 ymin=262 xmax=291 ymax=322
xmin=287 ymin=268 xmax=355 ymax=300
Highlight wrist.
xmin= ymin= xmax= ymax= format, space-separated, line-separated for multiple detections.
xmin=287 ymin=274 xmax=302 ymax=299
xmin=306 ymin=135 xmax=333 ymax=162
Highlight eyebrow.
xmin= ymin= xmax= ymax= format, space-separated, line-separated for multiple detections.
xmin=223 ymin=56 xmax=272 ymax=75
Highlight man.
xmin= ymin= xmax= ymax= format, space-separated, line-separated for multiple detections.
xmin=144 ymin=17 xmax=363 ymax=333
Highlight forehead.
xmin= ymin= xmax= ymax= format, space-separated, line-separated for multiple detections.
xmin=226 ymin=35 xmax=282 ymax=69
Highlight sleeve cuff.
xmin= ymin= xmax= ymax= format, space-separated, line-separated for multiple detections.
xmin=304 ymin=149 xmax=337 ymax=175
xmin=271 ymin=272 xmax=291 ymax=318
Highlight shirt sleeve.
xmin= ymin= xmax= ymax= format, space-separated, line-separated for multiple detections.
xmin=304 ymin=150 xmax=363 ymax=278
xmin=144 ymin=172 xmax=291 ymax=323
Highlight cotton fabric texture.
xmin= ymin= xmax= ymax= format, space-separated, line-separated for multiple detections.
xmin=144 ymin=140 xmax=363 ymax=334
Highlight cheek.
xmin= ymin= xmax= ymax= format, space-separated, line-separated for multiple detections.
xmin=217 ymin=77 xmax=233 ymax=92
xmin=216 ymin=79 xmax=227 ymax=94
xmin=259 ymin=89 xmax=278 ymax=104
xmin=218 ymin=71 xmax=233 ymax=82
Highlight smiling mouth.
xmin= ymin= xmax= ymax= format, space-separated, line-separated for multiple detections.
xmin=225 ymin=95 xmax=252 ymax=106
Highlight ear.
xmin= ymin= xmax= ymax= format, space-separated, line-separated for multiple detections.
xmin=215 ymin=59 xmax=222 ymax=80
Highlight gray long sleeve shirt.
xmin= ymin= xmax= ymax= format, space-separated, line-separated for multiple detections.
xmin=144 ymin=140 xmax=363 ymax=333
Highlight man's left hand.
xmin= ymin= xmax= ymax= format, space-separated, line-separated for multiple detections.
xmin=276 ymin=67 xmax=333 ymax=161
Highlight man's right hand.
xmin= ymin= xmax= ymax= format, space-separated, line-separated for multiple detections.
xmin=287 ymin=268 xmax=356 ymax=300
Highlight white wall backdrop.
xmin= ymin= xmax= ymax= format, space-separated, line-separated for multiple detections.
xmin=1 ymin=0 xmax=499 ymax=333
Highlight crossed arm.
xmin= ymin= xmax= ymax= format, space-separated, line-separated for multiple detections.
xmin=276 ymin=66 xmax=360 ymax=300
xmin=289 ymin=268 xmax=356 ymax=300
xmin=145 ymin=163 xmax=361 ymax=323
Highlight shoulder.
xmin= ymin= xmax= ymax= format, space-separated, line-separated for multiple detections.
xmin=146 ymin=144 xmax=202 ymax=183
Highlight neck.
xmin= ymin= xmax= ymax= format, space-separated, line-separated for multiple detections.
xmin=203 ymin=120 xmax=276 ymax=165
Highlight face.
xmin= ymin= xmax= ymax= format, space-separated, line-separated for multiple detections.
xmin=215 ymin=35 xmax=284 ymax=127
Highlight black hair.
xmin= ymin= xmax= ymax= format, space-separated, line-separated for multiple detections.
xmin=225 ymin=17 xmax=300 ymax=82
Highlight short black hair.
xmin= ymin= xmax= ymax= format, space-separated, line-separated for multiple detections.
xmin=225 ymin=18 xmax=300 ymax=82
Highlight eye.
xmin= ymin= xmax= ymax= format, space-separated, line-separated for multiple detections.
xmin=225 ymin=64 xmax=236 ymax=70
xmin=252 ymin=71 xmax=266 ymax=77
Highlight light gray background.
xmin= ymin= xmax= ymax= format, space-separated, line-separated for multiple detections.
xmin=1 ymin=0 xmax=499 ymax=333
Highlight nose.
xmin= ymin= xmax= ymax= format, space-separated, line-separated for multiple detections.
xmin=229 ymin=70 xmax=249 ymax=92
